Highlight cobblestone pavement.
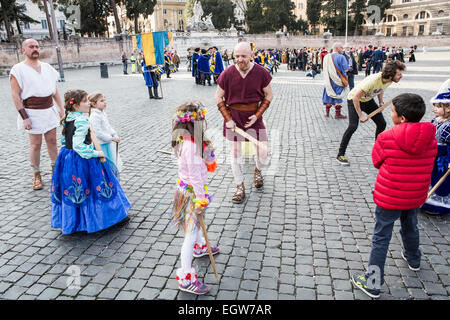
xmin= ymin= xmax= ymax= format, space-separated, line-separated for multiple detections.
xmin=0 ymin=52 xmax=449 ymax=300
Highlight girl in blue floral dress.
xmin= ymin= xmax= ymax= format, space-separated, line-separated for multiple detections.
xmin=422 ymin=79 xmax=450 ymax=215
xmin=51 ymin=89 xmax=130 ymax=234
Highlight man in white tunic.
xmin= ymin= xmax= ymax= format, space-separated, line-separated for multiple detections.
xmin=10 ymin=39 xmax=64 ymax=190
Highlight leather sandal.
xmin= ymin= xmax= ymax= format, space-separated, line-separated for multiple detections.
xmin=33 ymin=172 xmax=43 ymax=190
xmin=254 ymin=167 xmax=264 ymax=189
xmin=232 ymin=183 xmax=245 ymax=204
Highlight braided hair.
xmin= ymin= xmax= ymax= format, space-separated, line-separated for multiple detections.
xmin=61 ymin=89 xmax=88 ymax=135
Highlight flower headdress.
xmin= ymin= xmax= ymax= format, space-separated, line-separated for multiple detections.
xmin=174 ymin=102 xmax=207 ymax=124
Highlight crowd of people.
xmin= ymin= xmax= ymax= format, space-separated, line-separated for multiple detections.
xmin=189 ymin=46 xmax=225 ymax=86
xmin=8 ymin=37 xmax=449 ymax=300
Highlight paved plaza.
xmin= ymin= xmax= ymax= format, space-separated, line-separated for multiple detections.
xmin=0 ymin=52 xmax=449 ymax=300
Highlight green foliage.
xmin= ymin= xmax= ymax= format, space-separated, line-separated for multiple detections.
xmin=77 ymin=0 xmax=109 ymax=36
xmin=246 ymin=0 xmax=297 ymax=34
xmin=264 ymin=0 xmax=296 ymax=32
xmin=320 ymin=0 xmax=347 ymax=36
xmin=350 ymin=0 xmax=366 ymax=35
xmin=123 ymin=0 xmax=156 ymax=33
xmin=306 ymin=0 xmax=321 ymax=34
xmin=200 ymin=0 xmax=235 ymax=30
xmin=245 ymin=0 xmax=266 ymax=33
xmin=0 ymin=0 xmax=39 ymax=29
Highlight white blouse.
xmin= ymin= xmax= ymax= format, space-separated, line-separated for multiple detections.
xmin=89 ymin=108 xmax=118 ymax=145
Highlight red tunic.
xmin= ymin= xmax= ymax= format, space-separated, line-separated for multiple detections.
xmin=217 ymin=64 xmax=272 ymax=105
xmin=217 ymin=64 xmax=272 ymax=142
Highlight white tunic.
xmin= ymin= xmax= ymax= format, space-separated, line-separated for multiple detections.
xmin=10 ymin=61 xmax=60 ymax=134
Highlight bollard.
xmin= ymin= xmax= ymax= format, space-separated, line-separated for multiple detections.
xmin=100 ymin=62 xmax=109 ymax=78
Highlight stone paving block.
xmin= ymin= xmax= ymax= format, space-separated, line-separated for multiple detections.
xmin=37 ymin=288 xmax=61 ymax=300
xmin=296 ymin=288 xmax=316 ymax=300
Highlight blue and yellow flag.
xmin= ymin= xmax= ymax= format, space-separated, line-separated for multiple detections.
xmin=133 ymin=31 xmax=173 ymax=66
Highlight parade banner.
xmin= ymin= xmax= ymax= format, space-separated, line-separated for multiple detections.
xmin=133 ymin=31 xmax=173 ymax=66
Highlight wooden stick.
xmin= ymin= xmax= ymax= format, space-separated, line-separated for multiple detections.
xmin=90 ymin=124 xmax=106 ymax=163
xmin=234 ymin=127 xmax=270 ymax=153
xmin=197 ymin=212 xmax=219 ymax=281
xmin=426 ymin=165 xmax=450 ymax=201
xmin=157 ymin=149 xmax=173 ymax=155
xmin=366 ymin=99 xmax=393 ymax=120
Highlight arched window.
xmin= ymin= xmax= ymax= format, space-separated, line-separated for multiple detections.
xmin=385 ymin=15 xmax=397 ymax=22
xmin=403 ymin=14 xmax=408 ymax=19
xmin=415 ymin=11 xmax=430 ymax=20
xmin=438 ymin=10 xmax=445 ymax=16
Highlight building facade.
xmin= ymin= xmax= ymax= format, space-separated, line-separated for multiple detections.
xmin=0 ymin=0 xmax=67 ymax=41
xmin=364 ymin=0 xmax=450 ymax=36
xmin=106 ymin=0 xmax=187 ymax=35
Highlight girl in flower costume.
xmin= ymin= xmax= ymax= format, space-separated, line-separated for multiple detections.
xmin=51 ymin=90 xmax=130 ymax=234
xmin=422 ymin=79 xmax=450 ymax=215
xmin=171 ymin=101 xmax=219 ymax=295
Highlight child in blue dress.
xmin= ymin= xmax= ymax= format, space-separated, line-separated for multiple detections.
xmin=51 ymin=89 xmax=130 ymax=234
xmin=422 ymin=79 xmax=450 ymax=215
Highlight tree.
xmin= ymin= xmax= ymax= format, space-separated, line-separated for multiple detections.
xmin=288 ymin=18 xmax=308 ymax=34
xmin=246 ymin=0 xmax=296 ymax=34
xmin=109 ymin=0 xmax=122 ymax=34
xmin=350 ymin=0 xmax=366 ymax=36
xmin=306 ymin=0 xmax=321 ymax=35
xmin=122 ymin=0 xmax=156 ymax=33
xmin=200 ymin=0 xmax=235 ymax=30
xmin=0 ymin=0 xmax=39 ymax=41
xmin=12 ymin=2 xmax=40 ymax=35
xmin=0 ymin=0 xmax=13 ymax=41
xmin=77 ymin=0 xmax=109 ymax=36
xmin=245 ymin=0 xmax=266 ymax=34
xmin=320 ymin=0 xmax=347 ymax=36
xmin=263 ymin=0 xmax=296 ymax=32
xmin=32 ymin=0 xmax=54 ymax=39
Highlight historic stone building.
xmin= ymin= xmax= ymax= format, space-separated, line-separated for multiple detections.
xmin=366 ymin=0 xmax=450 ymax=36
xmin=107 ymin=0 xmax=187 ymax=35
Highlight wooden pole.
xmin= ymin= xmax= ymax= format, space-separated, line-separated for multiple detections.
xmin=366 ymin=99 xmax=393 ymax=120
xmin=426 ymin=165 xmax=450 ymax=201
xmin=197 ymin=212 xmax=219 ymax=281
xmin=234 ymin=127 xmax=270 ymax=153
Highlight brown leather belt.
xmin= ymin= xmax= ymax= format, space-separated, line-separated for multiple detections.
xmin=23 ymin=95 xmax=53 ymax=110
xmin=228 ymin=102 xmax=259 ymax=111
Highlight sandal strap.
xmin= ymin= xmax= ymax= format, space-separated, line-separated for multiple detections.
xmin=233 ymin=184 xmax=245 ymax=200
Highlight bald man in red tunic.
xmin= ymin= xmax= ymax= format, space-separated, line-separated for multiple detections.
xmin=215 ymin=42 xmax=274 ymax=204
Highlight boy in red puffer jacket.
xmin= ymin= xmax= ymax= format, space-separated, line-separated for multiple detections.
xmin=352 ymin=93 xmax=437 ymax=298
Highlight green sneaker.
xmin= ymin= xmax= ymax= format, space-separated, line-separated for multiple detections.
xmin=351 ymin=273 xmax=380 ymax=299
xmin=336 ymin=155 xmax=350 ymax=166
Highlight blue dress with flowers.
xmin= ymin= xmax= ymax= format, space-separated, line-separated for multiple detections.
xmin=422 ymin=119 xmax=450 ymax=215
xmin=51 ymin=111 xmax=130 ymax=234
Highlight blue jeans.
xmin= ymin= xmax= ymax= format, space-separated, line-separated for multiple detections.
xmin=123 ymin=62 xmax=128 ymax=74
xmin=366 ymin=206 xmax=421 ymax=287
